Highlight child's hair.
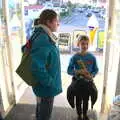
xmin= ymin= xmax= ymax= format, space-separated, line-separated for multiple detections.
xmin=77 ymin=35 xmax=89 ymax=46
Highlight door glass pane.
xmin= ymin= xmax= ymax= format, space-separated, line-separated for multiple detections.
xmin=22 ymin=1 xmax=106 ymax=114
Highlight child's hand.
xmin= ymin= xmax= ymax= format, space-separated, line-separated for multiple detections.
xmin=84 ymin=73 xmax=93 ymax=80
xmin=83 ymin=71 xmax=93 ymax=80
xmin=75 ymin=69 xmax=87 ymax=76
xmin=82 ymin=69 xmax=89 ymax=74
xmin=75 ymin=69 xmax=93 ymax=80
xmin=75 ymin=69 xmax=84 ymax=75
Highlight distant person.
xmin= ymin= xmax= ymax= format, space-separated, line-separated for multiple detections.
xmin=28 ymin=9 xmax=62 ymax=120
xmin=22 ymin=18 xmax=40 ymax=53
xmin=67 ymin=35 xmax=99 ymax=120
xmin=25 ymin=19 xmax=33 ymax=40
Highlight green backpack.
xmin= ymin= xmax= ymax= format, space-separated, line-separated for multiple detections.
xmin=16 ymin=51 xmax=38 ymax=86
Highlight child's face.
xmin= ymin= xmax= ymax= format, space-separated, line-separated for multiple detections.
xmin=79 ymin=40 xmax=89 ymax=52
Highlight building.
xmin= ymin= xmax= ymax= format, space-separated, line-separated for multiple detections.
xmin=52 ymin=0 xmax=62 ymax=6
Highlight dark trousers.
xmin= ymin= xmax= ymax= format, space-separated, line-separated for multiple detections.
xmin=72 ymin=77 xmax=90 ymax=116
xmin=76 ymin=93 xmax=89 ymax=116
xmin=36 ymin=97 xmax=54 ymax=120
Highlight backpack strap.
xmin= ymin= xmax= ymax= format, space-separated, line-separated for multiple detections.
xmin=22 ymin=30 xmax=45 ymax=53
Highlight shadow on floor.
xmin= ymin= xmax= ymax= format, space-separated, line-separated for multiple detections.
xmin=5 ymin=103 xmax=98 ymax=120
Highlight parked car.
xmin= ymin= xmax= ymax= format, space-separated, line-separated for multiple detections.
xmin=45 ymin=2 xmax=53 ymax=9
xmin=53 ymin=6 xmax=61 ymax=15
xmin=61 ymin=5 xmax=68 ymax=13
xmin=98 ymin=11 xmax=106 ymax=19
xmin=92 ymin=7 xmax=100 ymax=13
xmin=86 ymin=11 xmax=92 ymax=17
xmin=78 ymin=7 xmax=85 ymax=13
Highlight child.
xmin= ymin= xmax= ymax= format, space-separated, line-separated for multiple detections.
xmin=67 ymin=35 xmax=99 ymax=120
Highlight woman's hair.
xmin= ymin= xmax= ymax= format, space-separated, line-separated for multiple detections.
xmin=39 ymin=9 xmax=57 ymax=25
xmin=77 ymin=35 xmax=89 ymax=46
xmin=34 ymin=18 xmax=40 ymax=26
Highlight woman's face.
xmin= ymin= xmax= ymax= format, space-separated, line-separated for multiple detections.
xmin=47 ymin=16 xmax=59 ymax=32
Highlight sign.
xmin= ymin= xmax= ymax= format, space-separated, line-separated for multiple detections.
xmin=72 ymin=30 xmax=86 ymax=50
xmin=58 ymin=33 xmax=71 ymax=46
xmin=58 ymin=33 xmax=71 ymax=52
xmin=73 ymin=30 xmax=86 ymax=41
xmin=97 ymin=30 xmax=104 ymax=49
xmin=89 ymin=28 xmax=97 ymax=45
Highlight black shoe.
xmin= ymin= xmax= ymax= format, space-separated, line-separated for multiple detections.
xmin=77 ymin=115 xmax=82 ymax=120
xmin=83 ymin=115 xmax=89 ymax=120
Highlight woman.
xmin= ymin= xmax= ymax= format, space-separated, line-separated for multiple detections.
xmin=30 ymin=9 xmax=62 ymax=120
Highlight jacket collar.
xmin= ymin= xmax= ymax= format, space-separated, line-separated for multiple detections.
xmin=34 ymin=24 xmax=58 ymax=43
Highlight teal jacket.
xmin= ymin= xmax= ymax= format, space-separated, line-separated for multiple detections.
xmin=30 ymin=27 xmax=62 ymax=97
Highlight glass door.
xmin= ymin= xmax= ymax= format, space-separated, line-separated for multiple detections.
xmin=0 ymin=0 xmax=15 ymax=113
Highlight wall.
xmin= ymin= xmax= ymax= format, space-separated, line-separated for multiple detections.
xmin=0 ymin=0 xmax=27 ymax=117
xmin=101 ymin=0 xmax=120 ymax=113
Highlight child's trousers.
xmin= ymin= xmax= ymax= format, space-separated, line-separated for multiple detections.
xmin=76 ymin=93 xmax=89 ymax=116
xmin=73 ymin=77 xmax=90 ymax=117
